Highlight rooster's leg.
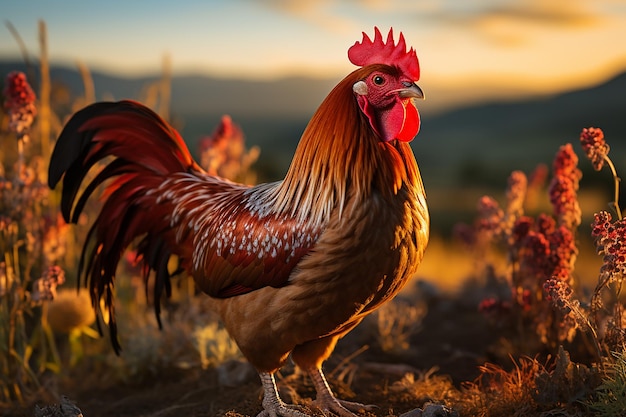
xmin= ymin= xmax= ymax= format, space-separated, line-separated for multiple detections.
xmin=308 ymin=367 xmax=376 ymax=417
xmin=256 ymin=372 xmax=310 ymax=417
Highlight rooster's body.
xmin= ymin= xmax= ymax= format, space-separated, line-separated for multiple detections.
xmin=49 ymin=28 xmax=429 ymax=417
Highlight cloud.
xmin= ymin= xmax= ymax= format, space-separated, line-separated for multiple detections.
xmin=425 ymin=0 xmax=603 ymax=46
xmin=485 ymin=0 xmax=598 ymax=28
xmin=241 ymin=0 xmax=419 ymax=34
xmin=244 ymin=0 xmax=356 ymax=33
xmin=241 ymin=0 xmax=610 ymax=49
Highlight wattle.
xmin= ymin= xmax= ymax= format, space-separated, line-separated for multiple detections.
xmin=379 ymin=98 xmax=420 ymax=143
xmin=395 ymin=99 xmax=420 ymax=142
xmin=358 ymin=95 xmax=421 ymax=143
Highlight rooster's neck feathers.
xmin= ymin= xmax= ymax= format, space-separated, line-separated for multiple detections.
xmin=252 ymin=65 xmax=420 ymax=228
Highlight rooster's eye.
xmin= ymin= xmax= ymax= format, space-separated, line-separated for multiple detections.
xmin=373 ymin=75 xmax=385 ymax=85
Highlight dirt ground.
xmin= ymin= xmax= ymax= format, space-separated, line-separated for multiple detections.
xmin=4 ymin=291 xmax=498 ymax=417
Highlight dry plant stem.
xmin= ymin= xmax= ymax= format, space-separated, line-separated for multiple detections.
xmin=603 ymin=154 xmax=622 ymax=220
xmin=570 ymin=302 xmax=605 ymax=367
xmin=158 ymin=53 xmax=172 ymax=121
xmin=77 ymin=61 xmax=95 ymax=104
xmin=5 ymin=22 xmax=33 ymax=78
xmin=16 ymin=139 xmax=24 ymax=182
xmin=328 ymin=344 xmax=368 ymax=380
xmin=38 ymin=20 xmax=51 ymax=161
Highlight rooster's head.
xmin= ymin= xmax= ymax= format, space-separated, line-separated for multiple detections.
xmin=349 ymin=27 xmax=424 ymax=143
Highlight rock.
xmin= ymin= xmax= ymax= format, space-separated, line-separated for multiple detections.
xmin=399 ymin=402 xmax=459 ymax=417
xmin=34 ymin=396 xmax=83 ymax=417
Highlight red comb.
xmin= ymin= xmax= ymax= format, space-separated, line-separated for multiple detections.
xmin=348 ymin=27 xmax=420 ymax=81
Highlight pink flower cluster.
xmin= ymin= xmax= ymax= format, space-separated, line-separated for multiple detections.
xmin=197 ymin=115 xmax=259 ymax=183
xmin=503 ymin=171 xmax=527 ymax=237
xmin=543 ymin=278 xmax=576 ymax=315
xmin=591 ymin=211 xmax=626 ymax=283
xmin=31 ymin=265 xmax=66 ymax=303
xmin=3 ymin=71 xmax=37 ymax=141
xmin=476 ymin=195 xmax=504 ymax=236
xmin=467 ymin=147 xmax=583 ymax=347
xmin=579 ymin=127 xmax=609 ymax=171
xmin=549 ymin=144 xmax=582 ymax=230
xmin=513 ymin=213 xmax=577 ymax=284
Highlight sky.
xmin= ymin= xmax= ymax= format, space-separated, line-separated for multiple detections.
xmin=2 ymin=0 xmax=626 ymax=99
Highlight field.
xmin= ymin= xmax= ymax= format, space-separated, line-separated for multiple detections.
xmin=2 ymin=24 xmax=626 ymax=417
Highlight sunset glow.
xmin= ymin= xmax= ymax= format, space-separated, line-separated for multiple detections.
xmin=2 ymin=0 xmax=625 ymax=104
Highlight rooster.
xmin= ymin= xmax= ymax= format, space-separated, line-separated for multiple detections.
xmin=49 ymin=27 xmax=429 ymax=417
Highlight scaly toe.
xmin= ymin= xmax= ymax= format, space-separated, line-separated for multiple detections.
xmin=310 ymin=397 xmax=374 ymax=417
xmin=337 ymin=399 xmax=378 ymax=413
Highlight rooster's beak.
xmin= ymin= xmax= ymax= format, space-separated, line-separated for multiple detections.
xmin=397 ymin=83 xmax=425 ymax=100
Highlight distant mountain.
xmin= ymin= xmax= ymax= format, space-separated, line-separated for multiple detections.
xmin=415 ymin=71 xmax=626 ymax=188
xmin=0 ymin=61 xmax=336 ymax=180
xmin=0 ymin=61 xmax=337 ymax=118
xmin=2 ymin=61 xmax=625 ymax=188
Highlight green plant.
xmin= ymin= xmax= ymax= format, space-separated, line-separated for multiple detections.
xmin=587 ymin=350 xmax=626 ymax=416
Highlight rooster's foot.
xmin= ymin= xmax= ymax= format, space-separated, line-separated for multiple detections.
xmin=257 ymin=372 xmax=310 ymax=417
xmin=308 ymin=368 xmax=377 ymax=417
xmin=310 ymin=397 xmax=374 ymax=417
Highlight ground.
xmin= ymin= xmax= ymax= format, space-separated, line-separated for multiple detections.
xmin=4 ymin=291 xmax=498 ymax=417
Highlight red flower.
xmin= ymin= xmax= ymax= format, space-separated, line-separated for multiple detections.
xmin=477 ymin=196 xmax=504 ymax=234
xmin=3 ymin=71 xmax=37 ymax=140
xmin=580 ymin=127 xmax=609 ymax=171
xmin=549 ymin=144 xmax=581 ymax=230
xmin=31 ymin=265 xmax=66 ymax=303
xmin=512 ymin=216 xmax=533 ymax=243
xmin=591 ymin=211 xmax=626 ymax=281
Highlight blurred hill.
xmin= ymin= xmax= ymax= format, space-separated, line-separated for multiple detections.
xmin=1 ymin=61 xmax=625 ymax=188
xmin=419 ymin=71 xmax=626 ymax=188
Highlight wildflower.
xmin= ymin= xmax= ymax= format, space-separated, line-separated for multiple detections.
xmin=537 ymin=224 xmax=577 ymax=283
xmin=552 ymin=143 xmax=580 ymax=184
xmin=503 ymin=171 xmax=527 ymax=237
xmin=511 ymin=216 xmax=533 ymax=244
xmin=514 ymin=287 xmax=533 ymax=312
xmin=198 ymin=115 xmax=259 ymax=183
xmin=591 ymin=210 xmax=613 ymax=244
xmin=479 ymin=297 xmax=511 ymax=320
xmin=549 ymin=144 xmax=581 ymax=230
xmin=506 ymin=171 xmax=527 ymax=213
xmin=521 ymin=231 xmax=551 ymax=274
xmin=31 ymin=265 xmax=66 ymax=303
xmin=542 ymin=277 xmax=580 ymax=341
xmin=3 ymin=71 xmax=37 ymax=141
xmin=476 ymin=196 xmax=504 ymax=235
xmin=580 ymin=127 xmax=622 ymax=219
xmin=579 ymin=127 xmax=609 ymax=171
xmin=535 ymin=213 xmax=556 ymax=236
xmin=515 ymin=218 xmax=576 ymax=285
xmin=591 ymin=211 xmax=626 ymax=283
